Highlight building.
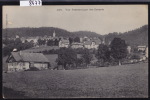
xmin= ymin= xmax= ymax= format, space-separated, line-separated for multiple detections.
xmin=53 ymin=30 xmax=56 ymax=37
xmin=80 ymin=37 xmax=83 ymax=43
xmin=6 ymin=51 xmax=50 ymax=72
xmin=137 ymin=46 xmax=147 ymax=51
xmin=127 ymin=46 xmax=131 ymax=54
xmin=21 ymin=37 xmax=39 ymax=44
xmin=71 ymin=42 xmax=84 ymax=49
xmin=15 ymin=35 xmax=19 ymax=39
xmin=83 ymin=40 xmax=99 ymax=49
xmin=83 ymin=38 xmax=101 ymax=49
xmin=59 ymin=39 xmax=69 ymax=48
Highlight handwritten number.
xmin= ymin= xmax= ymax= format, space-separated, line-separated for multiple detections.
xmin=35 ymin=0 xmax=37 ymax=5
xmin=29 ymin=0 xmax=41 ymax=6
xmin=39 ymin=0 xmax=41 ymax=5
xmin=29 ymin=0 xmax=34 ymax=6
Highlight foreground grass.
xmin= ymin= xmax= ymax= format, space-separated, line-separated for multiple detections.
xmin=3 ymin=63 xmax=148 ymax=98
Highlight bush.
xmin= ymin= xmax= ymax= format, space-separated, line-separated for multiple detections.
xmin=92 ymin=61 xmax=110 ymax=67
xmin=25 ymin=67 xmax=40 ymax=71
xmin=130 ymin=54 xmax=141 ymax=60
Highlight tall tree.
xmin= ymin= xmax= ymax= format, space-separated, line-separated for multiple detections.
xmin=96 ymin=44 xmax=110 ymax=66
xmin=110 ymin=38 xmax=128 ymax=65
xmin=54 ymin=39 xmax=59 ymax=46
xmin=69 ymin=37 xmax=74 ymax=45
xmin=14 ymin=38 xmax=22 ymax=45
xmin=47 ymin=39 xmax=54 ymax=46
xmin=38 ymin=38 xmax=46 ymax=45
xmin=56 ymin=48 xmax=77 ymax=70
xmin=81 ymin=49 xmax=93 ymax=67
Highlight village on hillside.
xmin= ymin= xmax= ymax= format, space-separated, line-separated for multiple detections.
xmin=3 ymin=30 xmax=148 ymax=73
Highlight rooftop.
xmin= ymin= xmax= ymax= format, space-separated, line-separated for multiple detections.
xmin=10 ymin=52 xmax=49 ymax=63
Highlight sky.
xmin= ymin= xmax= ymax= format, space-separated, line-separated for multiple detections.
xmin=3 ymin=5 xmax=148 ymax=35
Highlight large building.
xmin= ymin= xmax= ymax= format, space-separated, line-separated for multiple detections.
xmin=6 ymin=51 xmax=50 ymax=72
xmin=83 ymin=39 xmax=101 ymax=49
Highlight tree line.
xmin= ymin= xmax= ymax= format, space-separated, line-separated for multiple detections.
xmin=2 ymin=39 xmax=34 ymax=57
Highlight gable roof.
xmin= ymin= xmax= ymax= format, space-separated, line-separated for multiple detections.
xmin=60 ymin=39 xmax=69 ymax=44
xmin=84 ymin=41 xmax=92 ymax=45
xmin=84 ymin=39 xmax=101 ymax=45
xmin=10 ymin=52 xmax=49 ymax=63
xmin=93 ymin=39 xmax=101 ymax=45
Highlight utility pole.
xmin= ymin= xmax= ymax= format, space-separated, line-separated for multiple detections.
xmin=5 ymin=14 xmax=8 ymax=45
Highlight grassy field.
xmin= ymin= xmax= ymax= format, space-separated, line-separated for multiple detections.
xmin=3 ymin=63 xmax=148 ymax=98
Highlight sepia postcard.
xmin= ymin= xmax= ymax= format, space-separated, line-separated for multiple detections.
xmin=2 ymin=5 xmax=148 ymax=98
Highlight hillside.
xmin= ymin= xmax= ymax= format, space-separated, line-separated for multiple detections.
xmin=72 ymin=31 xmax=101 ymax=38
xmin=105 ymin=25 xmax=148 ymax=46
xmin=2 ymin=25 xmax=148 ymax=46
xmin=2 ymin=27 xmax=101 ymax=38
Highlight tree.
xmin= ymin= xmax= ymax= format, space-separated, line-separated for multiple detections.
xmin=38 ymin=38 xmax=46 ymax=45
xmin=47 ymin=39 xmax=54 ymax=46
xmin=81 ymin=49 xmax=93 ymax=67
xmin=54 ymin=39 xmax=59 ymax=46
xmin=24 ymin=40 xmax=28 ymax=43
xmin=130 ymin=54 xmax=140 ymax=60
xmin=110 ymin=38 xmax=128 ymax=65
xmin=2 ymin=39 xmax=34 ymax=57
xmin=74 ymin=37 xmax=80 ymax=43
xmin=14 ymin=38 xmax=22 ymax=45
xmin=96 ymin=44 xmax=110 ymax=66
xmin=76 ymin=58 xmax=84 ymax=67
xmin=38 ymin=38 xmax=42 ymax=45
xmin=69 ymin=37 xmax=73 ymax=45
xmin=56 ymin=48 xmax=77 ymax=70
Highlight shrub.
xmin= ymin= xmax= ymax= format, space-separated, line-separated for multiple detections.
xmin=25 ymin=67 xmax=40 ymax=71
xmin=131 ymin=54 xmax=141 ymax=60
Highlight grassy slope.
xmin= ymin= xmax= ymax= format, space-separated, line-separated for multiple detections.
xmin=3 ymin=63 xmax=148 ymax=98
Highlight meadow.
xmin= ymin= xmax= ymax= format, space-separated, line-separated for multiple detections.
xmin=3 ymin=63 xmax=148 ymax=98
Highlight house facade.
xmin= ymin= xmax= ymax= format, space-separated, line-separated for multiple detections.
xmin=6 ymin=51 xmax=50 ymax=72
xmin=71 ymin=42 xmax=84 ymax=49
xmin=59 ymin=39 xmax=69 ymax=48
xmin=83 ymin=39 xmax=101 ymax=49
xmin=137 ymin=46 xmax=147 ymax=51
